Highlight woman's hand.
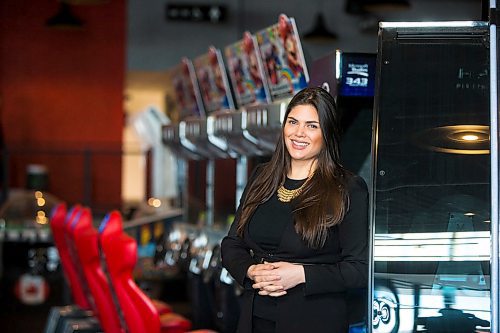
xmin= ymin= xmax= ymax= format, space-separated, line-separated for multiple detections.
xmin=247 ymin=263 xmax=279 ymax=282
xmin=267 ymin=262 xmax=305 ymax=290
xmin=250 ymin=261 xmax=305 ymax=297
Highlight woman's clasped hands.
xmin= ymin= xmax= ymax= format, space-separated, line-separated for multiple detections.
xmin=247 ymin=261 xmax=305 ymax=297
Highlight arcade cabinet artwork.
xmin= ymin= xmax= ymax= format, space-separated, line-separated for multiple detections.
xmin=170 ymin=58 xmax=205 ymax=122
xmin=193 ymin=46 xmax=235 ymax=114
xmin=255 ymin=13 xmax=309 ymax=101
xmin=225 ymin=31 xmax=270 ymax=107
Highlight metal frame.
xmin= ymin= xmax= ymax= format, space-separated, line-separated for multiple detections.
xmin=490 ymin=2 xmax=499 ymax=332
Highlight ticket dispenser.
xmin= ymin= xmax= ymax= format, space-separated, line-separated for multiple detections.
xmin=372 ymin=22 xmax=491 ymax=333
xmin=162 ymin=124 xmax=201 ymax=161
xmin=188 ymin=45 xmax=236 ymax=158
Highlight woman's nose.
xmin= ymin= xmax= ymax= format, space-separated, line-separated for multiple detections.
xmin=295 ymin=125 xmax=306 ymax=136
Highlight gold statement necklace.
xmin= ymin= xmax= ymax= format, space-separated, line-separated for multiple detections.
xmin=277 ymin=174 xmax=312 ymax=203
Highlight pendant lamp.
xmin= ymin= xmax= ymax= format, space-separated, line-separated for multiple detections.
xmin=46 ymin=2 xmax=84 ymax=29
xmin=303 ymin=14 xmax=338 ymax=42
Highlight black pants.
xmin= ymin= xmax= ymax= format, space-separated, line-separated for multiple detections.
xmin=252 ymin=316 xmax=275 ymax=333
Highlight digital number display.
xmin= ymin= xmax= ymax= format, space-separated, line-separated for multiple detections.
xmin=339 ymin=54 xmax=376 ymax=97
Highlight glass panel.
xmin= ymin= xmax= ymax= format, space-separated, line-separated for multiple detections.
xmin=373 ymin=24 xmax=491 ymax=333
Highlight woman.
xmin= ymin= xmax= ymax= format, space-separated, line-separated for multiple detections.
xmin=221 ymin=87 xmax=369 ymax=333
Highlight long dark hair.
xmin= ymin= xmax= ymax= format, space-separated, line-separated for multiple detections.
xmin=237 ymin=87 xmax=349 ymax=248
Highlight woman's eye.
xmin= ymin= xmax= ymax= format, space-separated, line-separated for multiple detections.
xmin=288 ymin=119 xmax=297 ymax=125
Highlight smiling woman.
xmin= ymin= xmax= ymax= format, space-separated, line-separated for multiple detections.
xmin=221 ymin=87 xmax=369 ymax=333
xmin=283 ymin=104 xmax=323 ymax=170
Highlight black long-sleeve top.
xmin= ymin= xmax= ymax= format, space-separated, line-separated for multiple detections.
xmin=248 ymin=177 xmax=306 ymax=320
xmin=221 ymin=166 xmax=369 ymax=333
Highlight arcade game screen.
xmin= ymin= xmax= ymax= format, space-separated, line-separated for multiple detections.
xmin=224 ymin=31 xmax=271 ymax=107
xmin=193 ymin=46 xmax=235 ymax=114
xmin=338 ymin=52 xmax=376 ymax=98
xmin=170 ymin=58 xmax=205 ymax=122
xmin=255 ymin=14 xmax=309 ymax=101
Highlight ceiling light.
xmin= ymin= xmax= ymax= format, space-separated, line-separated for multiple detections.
xmin=46 ymin=2 xmax=84 ymax=29
xmin=448 ymin=129 xmax=489 ymax=144
xmin=461 ymin=134 xmax=479 ymax=141
xmin=413 ymin=125 xmax=490 ymax=155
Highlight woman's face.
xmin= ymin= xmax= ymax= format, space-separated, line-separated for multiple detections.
xmin=283 ymin=104 xmax=323 ymax=165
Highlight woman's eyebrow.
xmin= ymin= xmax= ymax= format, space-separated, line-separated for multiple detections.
xmin=287 ymin=116 xmax=319 ymax=124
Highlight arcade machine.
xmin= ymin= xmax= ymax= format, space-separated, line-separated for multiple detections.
xmin=203 ymin=30 xmax=273 ymax=333
xmin=337 ymin=51 xmax=377 ymax=331
xmin=185 ymin=46 xmax=237 ymax=330
xmin=336 ymin=50 xmax=377 ymax=331
xmin=371 ymin=22 xmax=491 ymax=333
xmin=308 ymin=49 xmax=376 ymax=180
xmin=217 ymin=31 xmax=271 ymax=209
xmin=160 ymin=58 xmax=210 ymax=314
xmin=163 ymin=57 xmax=206 ymax=217
xmin=306 ymin=49 xmax=377 ymax=331
xmin=0 ymin=192 xmax=63 ymax=312
xmin=244 ymin=14 xmax=309 ymax=154
xmin=336 ymin=50 xmax=377 ymax=183
xmin=189 ymin=46 xmax=236 ymax=226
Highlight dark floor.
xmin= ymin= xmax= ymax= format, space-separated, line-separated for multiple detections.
xmin=0 ymin=304 xmax=52 ymax=332
xmin=0 ymin=301 xmax=194 ymax=333
xmin=0 ymin=274 xmax=193 ymax=333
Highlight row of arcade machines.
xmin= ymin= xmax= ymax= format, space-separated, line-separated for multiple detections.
xmin=154 ymin=13 xmax=375 ymax=333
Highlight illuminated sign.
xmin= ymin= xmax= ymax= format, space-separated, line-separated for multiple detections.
xmin=339 ymin=53 xmax=376 ymax=97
